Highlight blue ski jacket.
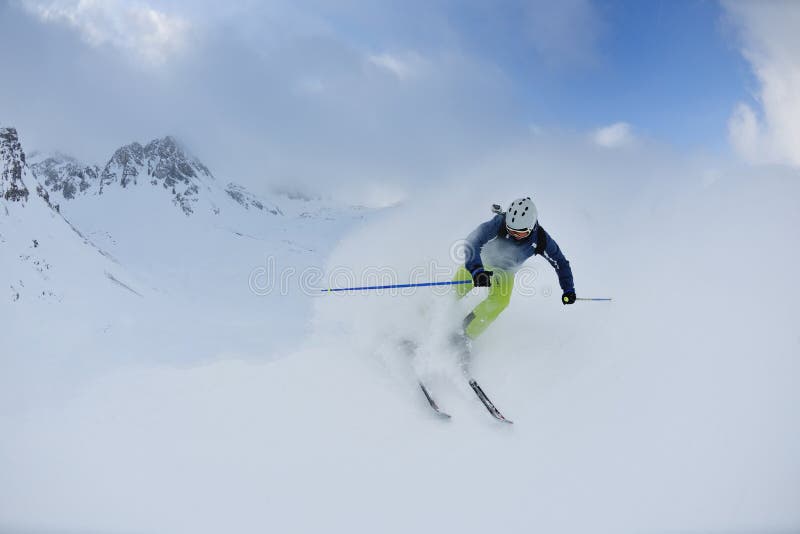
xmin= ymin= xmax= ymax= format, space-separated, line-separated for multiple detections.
xmin=464 ymin=214 xmax=575 ymax=293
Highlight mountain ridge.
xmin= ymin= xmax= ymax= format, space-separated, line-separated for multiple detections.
xmin=30 ymin=135 xmax=282 ymax=217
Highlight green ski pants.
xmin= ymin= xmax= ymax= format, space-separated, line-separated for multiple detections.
xmin=453 ymin=266 xmax=514 ymax=339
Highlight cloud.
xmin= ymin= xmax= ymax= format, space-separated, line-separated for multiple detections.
xmin=728 ymin=102 xmax=761 ymax=163
xmin=592 ymin=122 xmax=634 ymax=148
xmin=722 ymin=0 xmax=800 ymax=166
xmin=20 ymin=0 xmax=190 ymax=66
xmin=1 ymin=1 xmax=524 ymax=203
xmin=367 ymin=52 xmax=426 ymax=81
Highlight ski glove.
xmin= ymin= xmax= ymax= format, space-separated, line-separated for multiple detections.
xmin=472 ymin=270 xmax=493 ymax=287
xmin=562 ymin=291 xmax=576 ymax=305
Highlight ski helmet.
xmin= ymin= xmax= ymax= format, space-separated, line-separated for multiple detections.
xmin=505 ymin=197 xmax=538 ymax=233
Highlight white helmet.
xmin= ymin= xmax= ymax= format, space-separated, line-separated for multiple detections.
xmin=505 ymin=197 xmax=538 ymax=232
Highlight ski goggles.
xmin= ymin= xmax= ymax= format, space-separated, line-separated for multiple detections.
xmin=506 ymin=226 xmax=531 ymax=239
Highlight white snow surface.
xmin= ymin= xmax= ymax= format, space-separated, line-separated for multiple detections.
xmin=1 ymin=139 xmax=799 ymax=534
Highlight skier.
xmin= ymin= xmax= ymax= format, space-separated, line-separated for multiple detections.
xmin=453 ymin=197 xmax=576 ymax=341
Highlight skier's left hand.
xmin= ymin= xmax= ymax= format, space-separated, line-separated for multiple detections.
xmin=472 ymin=270 xmax=493 ymax=287
xmin=562 ymin=291 xmax=576 ymax=305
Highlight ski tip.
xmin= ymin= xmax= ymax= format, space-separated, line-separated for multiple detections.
xmin=490 ymin=410 xmax=513 ymax=424
xmin=419 ymin=382 xmax=452 ymax=420
xmin=469 ymin=378 xmax=513 ymax=424
xmin=429 ymin=403 xmax=452 ymax=419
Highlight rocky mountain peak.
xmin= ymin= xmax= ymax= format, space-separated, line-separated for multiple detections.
xmin=0 ymin=127 xmax=30 ymax=203
xmin=100 ymin=142 xmax=145 ymax=189
xmin=30 ymin=153 xmax=99 ymax=201
xmin=142 ymin=135 xmax=213 ymax=186
xmin=96 ymin=136 xmax=215 ymax=215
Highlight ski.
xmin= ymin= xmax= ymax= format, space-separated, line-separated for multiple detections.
xmin=400 ymin=339 xmax=451 ymax=419
xmin=469 ymin=378 xmax=513 ymax=424
xmin=418 ymin=381 xmax=451 ymax=419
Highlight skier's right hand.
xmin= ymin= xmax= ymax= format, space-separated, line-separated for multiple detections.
xmin=472 ymin=270 xmax=493 ymax=287
xmin=562 ymin=290 xmax=576 ymax=305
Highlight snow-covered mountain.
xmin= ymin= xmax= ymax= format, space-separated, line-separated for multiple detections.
xmin=0 ymin=126 xmax=141 ymax=304
xmin=30 ymin=135 xmax=284 ymax=218
xmin=98 ymin=136 xmax=217 ymax=215
xmin=26 ymin=135 xmax=363 ymax=293
xmin=3 ymin=126 xmax=374 ymax=372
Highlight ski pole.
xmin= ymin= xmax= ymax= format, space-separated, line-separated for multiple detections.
xmin=321 ymin=280 xmax=472 ymax=293
xmin=576 ymin=297 xmax=613 ymax=301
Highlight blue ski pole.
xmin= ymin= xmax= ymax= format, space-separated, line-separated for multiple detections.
xmin=576 ymin=297 xmax=613 ymax=301
xmin=321 ymin=280 xmax=472 ymax=293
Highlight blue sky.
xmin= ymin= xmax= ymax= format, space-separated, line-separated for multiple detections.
xmin=442 ymin=0 xmax=752 ymax=151
xmin=567 ymin=2 xmax=747 ymax=146
xmin=267 ymin=0 xmax=754 ymax=149
xmin=1 ymin=0 xmax=796 ymax=194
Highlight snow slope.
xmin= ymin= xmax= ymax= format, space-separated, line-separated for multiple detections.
xmin=0 ymin=125 xmax=144 ymax=311
xmin=1 ymin=140 xmax=798 ymax=534
xmin=19 ymin=137 xmax=371 ymax=368
xmin=0 ymin=126 xmax=151 ymax=409
xmin=1 ymin=128 xmax=372 ymax=413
